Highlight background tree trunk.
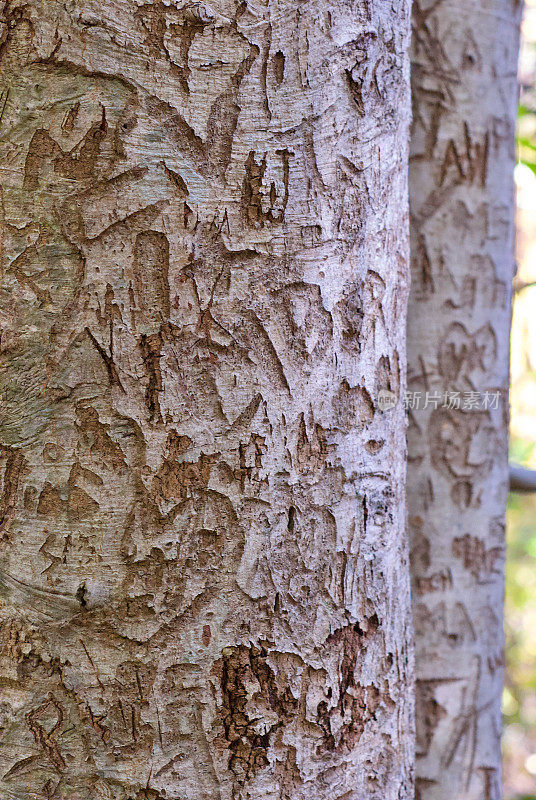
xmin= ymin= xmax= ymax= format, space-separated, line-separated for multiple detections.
xmin=0 ymin=1 xmax=413 ymax=798
xmin=408 ymin=1 xmax=522 ymax=798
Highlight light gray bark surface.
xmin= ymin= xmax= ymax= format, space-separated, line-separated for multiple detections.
xmin=0 ymin=1 xmax=413 ymax=798
xmin=408 ymin=2 xmax=521 ymax=798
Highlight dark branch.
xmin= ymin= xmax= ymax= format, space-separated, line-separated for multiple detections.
xmin=510 ymin=463 xmax=536 ymax=493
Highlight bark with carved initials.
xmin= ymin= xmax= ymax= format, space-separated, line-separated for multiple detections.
xmin=408 ymin=2 xmax=521 ymax=798
xmin=0 ymin=1 xmax=413 ymax=798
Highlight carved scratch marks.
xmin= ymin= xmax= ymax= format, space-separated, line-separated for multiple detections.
xmin=428 ymin=408 xmax=496 ymax=508
xmin=136 ymin=0 xmax=208 ymax=94
xmin=133 ymin=232 xmax=171 ymax=329
xmin=130 ymin=230 xmax=172 ymax=420
xmin=412 ymin=0 xmax=456 ymax=109
xmin=0 ymin=87 xmax=9 ymax=128
xmin=26 ymin=694 xmax=66 ymax=771
xmin=107 ymin=660 xmax=157 ymax=752
xmin=416 ymin=679 xmax=447 ymax=758
xmin=415 ymin=667 xmax=501 ymax=795
xmin=410 ymin=517 xmax=453 ymax=596
xmin=139 ymin=333 xmax=165 ymax=423
xmin=271 ymin=282 xmax=333 ymax=365
xmin=23 ymin=105 xmax=113 ymax=192
xmin=295 ymin=414 xmax=332 ymax=473
xmin=414 ymin=600 xmax=476 ymax=652
xmin=75 ymin=405 xmax=127 ymax=472
xmin=205 ymin=42 xmax=260 ymax=181
xmin=452 ymin=535 xmax=503 ymax=583
xmin=0 ymin=0 xmax=412 ymax=796
xmin=273 ymin=50 xmax=285 ymax=85
xmin=439 ymin=124 xmax=489 ymax=189
xmin=5 ymin=235 xmax=53 ymax=306
xmin=344 ymin=29 xmax=403 ymax=120
xmin=438 ymin=322 xmax=497 ymax=384
xmin=152 ymin=432 xmax=218 ymax=503
xmin=37 ymin=463 xmax=100 ymax=524
xmin=410 ymin=13 xmax=515 ymax=793
xmin=0 ymin=2 xmax=36 ymax=69
xmin=333 ymin=380 xmax=374 ymax=432
xmin=85 ymin=326 xmax=126 ymax=394
xmin=23 ymin=129 xmax=63 ymax=192
xmin=411 ymin=230 xmax=434 ymax=301
xmin=0 ymin=70 xmax=139 ymax=449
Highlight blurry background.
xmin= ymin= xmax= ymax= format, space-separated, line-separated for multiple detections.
xmin=504 ymin=1 xmax=536 ymax=796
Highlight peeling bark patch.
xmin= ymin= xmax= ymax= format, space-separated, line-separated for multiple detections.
xmin=0 ymin=445 xmax=25 ymax=538
xmin=139 ymin=332 xmax=165 ymax=422
xmin=242 ymin=149 xmax=290 ymax=226
xmin=215 ymin=644 xmax=297 ymax=783
xmin=318 ymin=615 xmax=388 ymax=753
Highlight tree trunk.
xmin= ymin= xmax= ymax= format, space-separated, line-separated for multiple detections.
xmin=0 ymin=1 xmax=413 ymax=798
xmin=408 ymin=2 xmax=521 ymax=798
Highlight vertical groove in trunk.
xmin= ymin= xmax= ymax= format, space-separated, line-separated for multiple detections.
xmin=408 ymin=2 xmax=522 ymax=798
xmin=0 ymin=1 xmax=413 ymax=798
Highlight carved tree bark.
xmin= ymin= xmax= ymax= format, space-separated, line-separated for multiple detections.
xmin=0 ymin=1 xmax=413 ymax=799
xmin=408 ymin=2 xmax=521 ymax=799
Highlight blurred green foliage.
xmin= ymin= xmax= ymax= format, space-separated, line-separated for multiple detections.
xmin=504 ymin=9 xmax=536 ymax=798
xmin=504 ymin=438 xmax=536 ymax=798
xmin=518 ymin=106 xmax=536 ymax=175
